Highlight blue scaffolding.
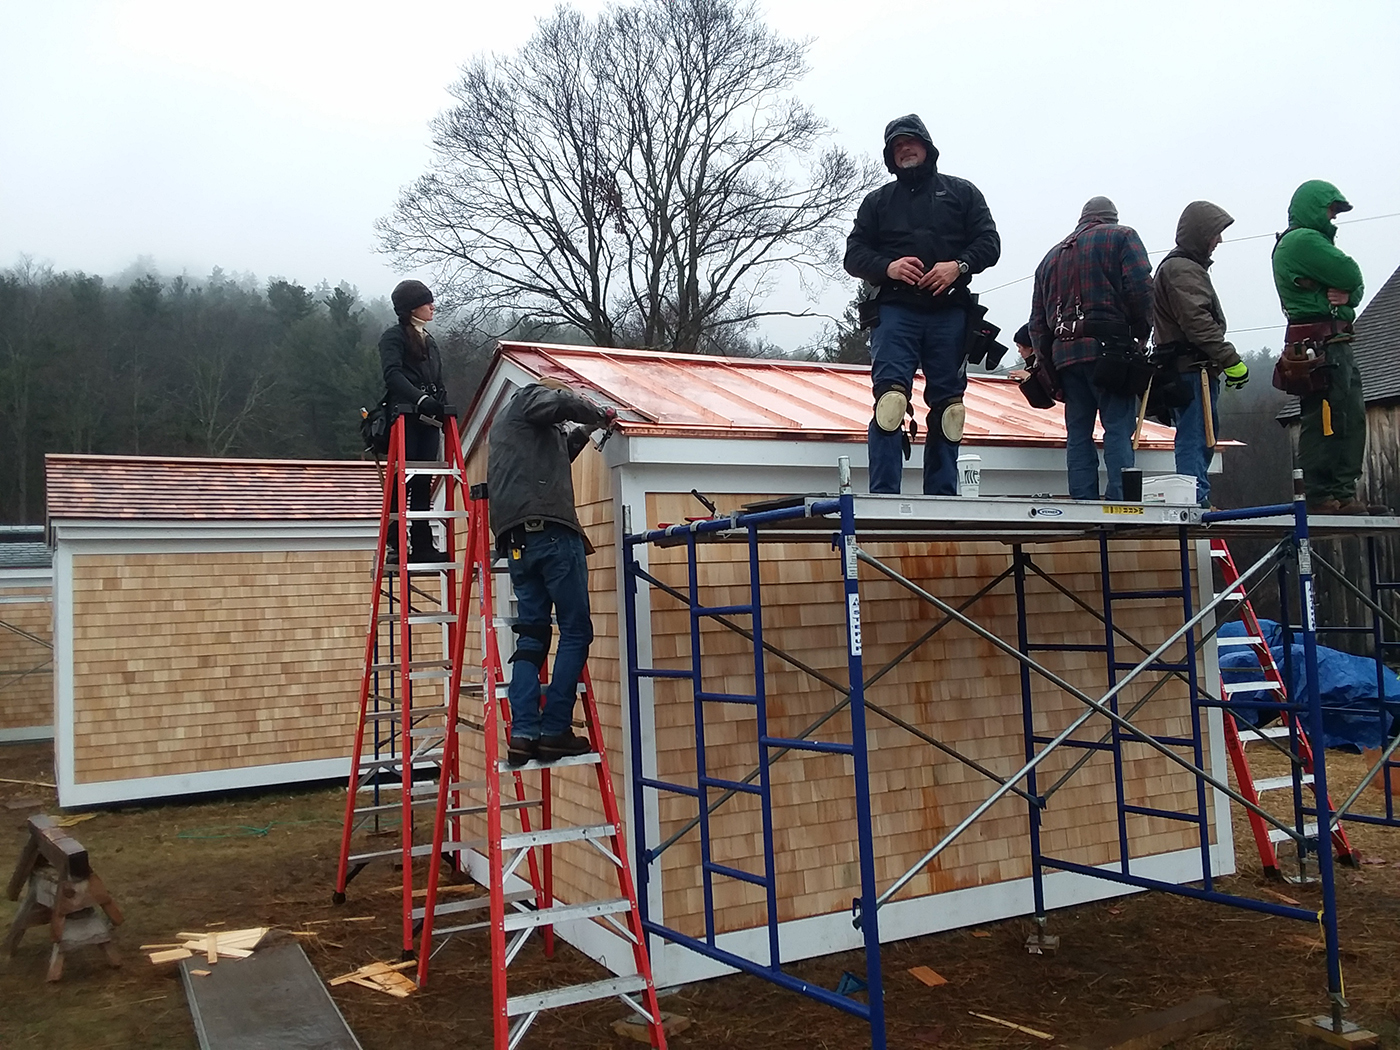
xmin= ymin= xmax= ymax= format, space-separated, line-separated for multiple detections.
xmin=622 ymin=465 xmax=1400 ymax=1048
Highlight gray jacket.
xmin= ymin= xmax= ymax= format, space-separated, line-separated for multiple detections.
xmin=1152 ymin=201 xmax=1241 ymax=374
xmin=487 ymin=384 xmax=609 ymax=543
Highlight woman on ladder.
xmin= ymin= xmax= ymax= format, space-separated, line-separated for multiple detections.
xmin=378 ymin=279 xmax=448 ymax=563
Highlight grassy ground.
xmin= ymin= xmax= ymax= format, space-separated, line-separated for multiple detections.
xmin=3 ymin=740 xmax=1399 ymax=1049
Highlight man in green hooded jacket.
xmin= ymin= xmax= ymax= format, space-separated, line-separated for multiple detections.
xmin=1272 ymin=180 xmax=1382 ymax=514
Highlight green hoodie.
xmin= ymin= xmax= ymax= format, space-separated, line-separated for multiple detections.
xmin=1272 ymin=180 xmax=1364 ymax=322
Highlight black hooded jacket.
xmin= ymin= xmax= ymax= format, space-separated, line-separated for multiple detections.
xmin=844 ymin=114 xmax=1000 ymax=312
xmin=378 ymin=323 xmax=445 ymax=411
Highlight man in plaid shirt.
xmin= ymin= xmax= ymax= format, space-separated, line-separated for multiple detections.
xmin=1028 ymin=197 xmax=1153 ymax=500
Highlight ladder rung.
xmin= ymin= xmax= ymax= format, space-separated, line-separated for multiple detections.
xmin=356 ymin=749 xmax=444 ymax=771
xmin=502 ymin=897 xmax=631 ymax=932
xmin=370 ymin=659 xmax=451 ymax=673
xmin=385 ymin=562 xmax=464 ymax=575
xmin=500 ymin=823 xmax=615 ymax=852
xmin=446 ymin=798 xmax=540 ymax=818
xmin=499 ymin=753 xmax=602 ymax=773
xmin=354 ymin=797 xmax=441 ymax=814
xmin=1269 ymin=822 xmax=1319 ymax=844
xmin=408 ymin=726 xmax=448 ymax=739
xmin=391 ymin=510 xmax=471 ymax=520
xmin=506 ymin=974 xmax=648 ymax=1017
xmin=364 ymin=706 xmax=449 ymax=722
xmin=349 ymin=840 xmax=480 ymax=864
xmin=402 ymin=461 xmax=457 ymax=476
xmin=1217 ymin=636 xmax=1265 ymax=646
xmin=1222 ymin=681 xmax=1284 ymax=695
xmin=377 ymin=612 xmax=458 ymax=625
xmin=1210 ymin=547 xmax=1230 ymax=558
xmin=413 ymin=888 xmax=534 ymax=922
xmin=1239 ymin=725 xmax=1293 ymax=742
xmin=1255 ymin=774 xmax=1314 ymax=792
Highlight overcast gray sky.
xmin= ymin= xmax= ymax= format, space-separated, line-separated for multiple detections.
xmin=3 ymin=0 xmax=1397 ymax=353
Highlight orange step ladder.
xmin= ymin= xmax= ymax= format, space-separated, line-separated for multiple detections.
xmin=1211 ymin=538 xmax=1360 ymax=879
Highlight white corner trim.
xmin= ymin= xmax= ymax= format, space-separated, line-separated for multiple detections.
xmin=57 ymin=756 xmax=350 ymax=808
xmin=53 ymin=543 xmax=75 ymax=805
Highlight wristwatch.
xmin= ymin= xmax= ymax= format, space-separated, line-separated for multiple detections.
xmin=956 ymin=260 xmax=970 ymax=277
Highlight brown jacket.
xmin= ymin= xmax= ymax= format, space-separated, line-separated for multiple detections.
xmin=1151 ymin=201 xmax=1241 ymax=374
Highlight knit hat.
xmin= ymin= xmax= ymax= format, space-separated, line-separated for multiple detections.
xmin=1079 ymin=196 xmax=1118 ymax=224
xmin=1013 ymin=324 xmax=1032 ymax=348
xmin=391 ymin=279 xmax=433 ymax=317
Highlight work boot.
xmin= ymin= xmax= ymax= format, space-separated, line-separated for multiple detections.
xmin=409 ymin=521 xmax=449 ymax=563
xmin=506 ymin=736 xmax=538 ymax=768
xmin=537 ymin=732 xmax=592 ymax=762
xmin=1306 ymin=498 xmax=1344 ymax=515
xmin=1332 ymin=498 xmax=1374 ymax=516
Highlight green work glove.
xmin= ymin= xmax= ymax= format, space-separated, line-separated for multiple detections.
xmin=1223 ymin=362 xmax=1249 ymax=390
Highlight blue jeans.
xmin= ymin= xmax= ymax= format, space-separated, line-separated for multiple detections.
xmin=868 ymin=304 xmax=968 ymax=495
xmin=1172 ymin=370 xmax=1219 ymax=508
xmin=1059 ymin=363 xmax=1136 ymax=500
xmin=504 ymin=524 xmax=593 ymax=739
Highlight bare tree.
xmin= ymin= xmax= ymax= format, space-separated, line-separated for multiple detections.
xmin=380 ymin=0 xmax=877 ymax=354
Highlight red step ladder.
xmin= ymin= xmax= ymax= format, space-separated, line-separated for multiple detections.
xmin=415 ymin=484 xmax=666 ymax=1048
xmin=1211 ymin=538 xmax=1360 ymax=878
xmin=333 ymin=411 xmax=488 ymax=955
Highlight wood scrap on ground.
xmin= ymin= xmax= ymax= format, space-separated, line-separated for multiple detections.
xmin=148 ymin=927 xmax=268 ymax=965
xmin=908 ymin=965 xmax=947 ymax=987
xmin=1065 ymin=995 xmax=1231 ymax=1050
xmin=969 ymin=1010 xmax=1054 ymax=1041
xmin=328 ymin=960 xmax=417 ymax=998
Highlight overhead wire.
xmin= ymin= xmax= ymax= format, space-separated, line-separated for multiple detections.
xmin=974 ymin=209 xmax=1399 ymax=342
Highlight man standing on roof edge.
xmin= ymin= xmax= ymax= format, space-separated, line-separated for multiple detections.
xmin=1272 ymin=180 xmax=1385 ymax=515
xmin=844 ymin=113 xmax=1000 ymax=496
xmin=1028 ymin=197 xmax=1153 ymax=501
xmin=488 ymin=377 xmax=617 ymax=767
xmin=1152 ymin=201 xmax=1250 ymax=509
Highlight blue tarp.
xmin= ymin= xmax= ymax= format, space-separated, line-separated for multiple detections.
xmin=1218 ymin=618 xmax=1400 ymax=750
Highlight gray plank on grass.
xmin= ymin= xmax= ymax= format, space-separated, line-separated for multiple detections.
xmin=180 ymin=940 xmax=362 ymax=1050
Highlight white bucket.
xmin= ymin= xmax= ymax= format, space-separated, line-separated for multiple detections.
xmin=957 ymin=454 xmax=981 ymax=498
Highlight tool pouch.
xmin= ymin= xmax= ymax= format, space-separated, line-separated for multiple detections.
xmin=1272 ymin=345 xmax=1331 ymax=396
xmin=1092 ymin=336 xmax=1153 ymax=396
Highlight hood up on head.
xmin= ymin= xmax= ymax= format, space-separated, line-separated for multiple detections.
xmin=1078 ymin=196 xmax=1118 ymax=226
xmin=882 ymin=114 xmax=938 ymax=175
xmin=1175 ymin=201 xmax=1234 ymax=261
xmin=1288 ymin=179 xmax=1352 ymax=241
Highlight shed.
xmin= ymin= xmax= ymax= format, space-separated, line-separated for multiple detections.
xmin=46 ymin=455 xmax=379 ymax=806
xmin=1 ymin=526 xmax=53 ymax=743
xmin=456 ymin=344 xmax=1232 ymax=986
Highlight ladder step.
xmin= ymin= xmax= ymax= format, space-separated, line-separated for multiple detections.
xmin=500 ymin=823 xmax=615 ymax=852
xmin=1269 ymin=822 xmax=1319 ymax=844
xmin=1222 ymin=680 xmax=1284 ymax=695
xmin=391 ymin=510 xmax=471 ymax=520
xmin=1217 ymin=636 xmax=1265 ymax=646
xmin=364 ymin=706 xmax=449 ymax=722
xmin=402 ymin=461 xmax=458 ymax=476
xmin=445 ymin=798 xmax=540 ymax=818
xmin=349 ymin=840 xmax=479 ymax=864
xmin=502 ymin=897 xmax=631 ymax=932
xmin=1239 ymin=725 xmax=1293 ymax=742
xmin=499 ymin=753 xmax=602 ymax=773
xmin=1255 ymin=774 xmax=1314 ymax=793
xmin=377 ymin=612 xmax=458 ymax=625
xmin=385 ymin=562 xmax=464 ymax=575
xmin=506 ymin=974 xmax=648 ymax=1017
xmin=370 ymin=660 xmax=452 ymax=673
xmin=412 ymin=888 xmax=534 ymax=922
xmin=356 ymin=749 xmax=445 ymax=771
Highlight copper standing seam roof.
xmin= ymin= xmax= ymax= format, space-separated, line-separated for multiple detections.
xmin=489 ymin=342 xmax=1180 ymax=449
xmin=45 ymin=454 xmax=381 ymax=521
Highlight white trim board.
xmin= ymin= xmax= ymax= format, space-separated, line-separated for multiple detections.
xmin=57 ymin=755 xmax=349 ymax=808
xmin=453 ymin=841 xmax=1228 ymax=987
xmin=0 ymin=726 xmax=54 ymax=743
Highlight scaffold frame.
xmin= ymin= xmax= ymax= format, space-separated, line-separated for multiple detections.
xmin=622 ymin=465 xmax=1400 ymax=1049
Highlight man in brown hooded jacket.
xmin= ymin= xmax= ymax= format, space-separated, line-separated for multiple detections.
xmin=1152 ymin=201 xmax=1250 ymax=508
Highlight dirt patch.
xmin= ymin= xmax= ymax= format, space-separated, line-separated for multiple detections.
xmin=3 ymin=741 xmax=1399 ymax=1049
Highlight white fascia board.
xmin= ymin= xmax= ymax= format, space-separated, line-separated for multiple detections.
xmin=1197 ymin=537 xmax=1235 ymax=876
xmin=0 ymin=567 xmax=53 ymax=588
xmin=53 ymin=544 xmax=75 ymax=802
xmin=461 ymin=362 xmax=538 ymax=455
xmin=58 ymin=756 xmax=349 ymax=808
xmin=51 ymin=519 xmax=377 ymax=553
xmin=0 ymin=726 xmax=54 ymax=743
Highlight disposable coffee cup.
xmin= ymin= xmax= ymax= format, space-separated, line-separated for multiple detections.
xmin=1121 ymin=468 xmax=1143 ymax=502
xmin=957 ymin=454 xmax=981 ymax=498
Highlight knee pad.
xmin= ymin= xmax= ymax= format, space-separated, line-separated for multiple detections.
xmin=930 ymin=399 xmax=965 ymax=443
xmin=509 ymin=623 xmax=552 ymax=665
xmin=873 ymin=381 xmax=911 ymax=433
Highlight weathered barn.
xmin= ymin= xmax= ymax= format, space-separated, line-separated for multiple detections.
xmin=455 ymin=344 xmax=1232 ymax=985
xmin=0 ymin=526 xmax=53 ymax=743
xmin=45 ymin=455 xmax=379 ymax=806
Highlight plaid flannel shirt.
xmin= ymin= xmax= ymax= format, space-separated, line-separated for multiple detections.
xmin=1028 ymin=221 xmax=1153 ymax=371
